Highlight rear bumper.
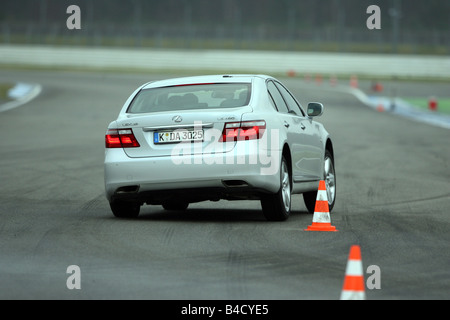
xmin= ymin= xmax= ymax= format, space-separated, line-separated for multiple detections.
xmin=104 ymin=146 xmax=281 ymax=203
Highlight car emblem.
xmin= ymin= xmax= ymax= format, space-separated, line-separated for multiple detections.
xmin=172 ymin=115 xmax=183 ymax=123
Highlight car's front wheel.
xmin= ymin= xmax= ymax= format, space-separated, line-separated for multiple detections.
xmin=110 ymin=200 xmax=140 ymax=218
xmin=303 ymin=149 xmax=336 ymax=213
xmin=261 ymin=156 xmax=291 ymax=221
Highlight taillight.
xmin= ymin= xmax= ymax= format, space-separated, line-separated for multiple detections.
xmin=105 ymin=129 xmax=140 ymax=148
xmin=220 ymin=120 xmax=266 ymax=142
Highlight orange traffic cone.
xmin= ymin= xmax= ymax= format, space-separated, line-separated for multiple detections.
xmin=340 ymin=245 xmax=366 ymax=300
xmin=305 ymin=180 xmax=337 ymax=232
xmin=372 ymin=81 xmax=383 ymax=92
xmin=330 ymin=75 xmax=338 ymax=87
xmin=350 ymin=75 xmax=358 ymax=88
xmin=376 ymin=104 xmax=384 ymax=112
xmin=428 ymin=96 xmax=438 ymax=111
xmin=287 ymin=69 xmax=296 ymax=77
xmin=315 ymin=74 xmax=323 ymax=85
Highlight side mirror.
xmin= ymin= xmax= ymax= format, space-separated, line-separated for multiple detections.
xmin=307 ymin=102 xmax=324 ymax=117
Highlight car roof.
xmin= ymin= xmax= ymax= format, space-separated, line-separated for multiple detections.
xmin=142 ymin=74 xmax=273 ymax=89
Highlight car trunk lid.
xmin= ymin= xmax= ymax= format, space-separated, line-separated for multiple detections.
xmin=117 ymin=106 xmax=253 ymax=158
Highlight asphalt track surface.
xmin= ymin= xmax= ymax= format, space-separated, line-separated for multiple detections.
xmin=0 ymin=70 xmax=449 ymax=300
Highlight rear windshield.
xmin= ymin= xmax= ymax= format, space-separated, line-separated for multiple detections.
xmin=127 ymin=83 xmax=251 ymax=114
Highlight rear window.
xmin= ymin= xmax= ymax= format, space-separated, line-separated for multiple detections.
xmin=127 ymin=83 xmax=251 ymax=114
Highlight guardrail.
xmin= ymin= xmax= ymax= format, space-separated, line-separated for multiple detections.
xmin=1 ymin=44 xmax=449 ymax=79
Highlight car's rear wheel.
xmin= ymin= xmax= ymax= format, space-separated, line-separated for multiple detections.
xmin=303 ymin=149 xmax=336 ymax=213
xmin=110 ymin=200 xmax=140 ymax=218
xmin=261 ymin=156 xmax=291 ymax=221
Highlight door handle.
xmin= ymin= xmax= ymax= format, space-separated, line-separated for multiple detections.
xmin=300 ymin=123 xmax=306 ymax=130
xmin=284 ymin=121 xmax=290 ymax=128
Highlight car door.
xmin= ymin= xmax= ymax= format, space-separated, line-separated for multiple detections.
xmin=267 ymin=80 xmax=303 ymax=181
xmin=272 ymin=81 xmax=323 ymax=182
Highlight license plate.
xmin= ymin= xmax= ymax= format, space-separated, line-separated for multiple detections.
xmin=154 ymin=129 xmax=204 ymax=144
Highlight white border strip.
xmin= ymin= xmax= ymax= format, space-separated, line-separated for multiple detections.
xmin=1 ymin=44 xmax=450 ymax=79
xmin=0 ymin=83 xmax=42 ymax=113
xmin=303 ymin=83 xmax=450 ymax=130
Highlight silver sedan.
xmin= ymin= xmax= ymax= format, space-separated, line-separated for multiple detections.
xmin=104 ymin=74 xmax=336 ymax=221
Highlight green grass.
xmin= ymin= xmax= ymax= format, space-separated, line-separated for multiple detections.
xmin=0 ymin=83 xmax=14 ymax=102
xmin=403 ymin=98 xmax=450 ymax=114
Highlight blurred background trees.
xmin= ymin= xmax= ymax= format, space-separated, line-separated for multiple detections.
xmin=1 ymin=0 xmax=449 ymax=54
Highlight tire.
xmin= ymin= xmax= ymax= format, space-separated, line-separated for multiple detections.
xmin=110 ymin=200 xmax=140 ymax=218
xmin=303 ymin=149 xmax=336 ymax=213
xmin=261 ymin=156 xmax=291 ymax=221
xmin=162 ymin=201 xmax=189 ymax=211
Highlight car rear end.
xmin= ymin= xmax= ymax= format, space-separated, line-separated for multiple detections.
xmin=104 ymin=76 xmax=280 ymax=207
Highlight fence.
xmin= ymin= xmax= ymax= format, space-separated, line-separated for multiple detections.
xmin=2 ymin=21 xmax=450 ymax=55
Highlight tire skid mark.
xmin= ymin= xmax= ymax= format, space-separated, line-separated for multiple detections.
xmin=226 ymin=250 xmax=247 ymax=299
xmin=80 ymin=194 xmax=106 ymax=213
xmin=163 ymin=226 xmax=175 ymax=245
xmin=372 ymin=192 xmax=450 ymax=207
